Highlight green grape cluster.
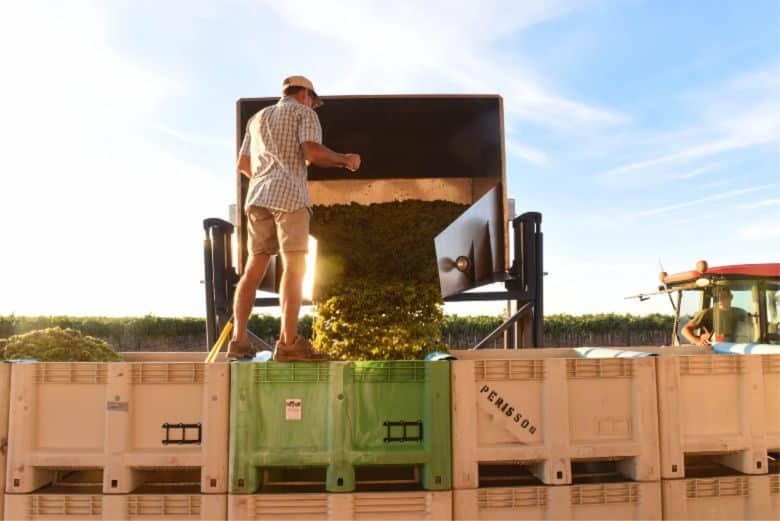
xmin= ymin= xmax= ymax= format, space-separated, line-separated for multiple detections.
xmin=2 ymin=327 xmax=123 ymax=362
xmin=310 ymin=200 xmax=467 ymax=297
xmin=312 ymin=282 xmax=445 ymax=360
xmin=309 ymin=200 xmax=467 ymax=360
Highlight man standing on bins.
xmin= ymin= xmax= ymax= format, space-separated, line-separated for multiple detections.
xmin=229 ymin=76 xmax=361 ymax=361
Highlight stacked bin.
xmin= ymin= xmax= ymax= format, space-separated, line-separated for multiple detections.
xmin=657 ymin=352 xmax=780 ymax=520
xmin=3 ymin=361 xmax=229 ymax=521
xmin=228 ymin=361 xmax=453 ymax=520
xmin=0 ymin=364 xmax=11 ymax=520
xmin=450 ymin=349 xmax=662 ymax=520
xmin=2 ymin=348 xmax=778 ymax=519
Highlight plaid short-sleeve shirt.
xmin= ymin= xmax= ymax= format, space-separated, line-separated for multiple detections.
xmin=239 ymin=96 xmax=323 ymax=212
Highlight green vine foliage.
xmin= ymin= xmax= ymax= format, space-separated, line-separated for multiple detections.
xmin=0 ymin=314 xmax=673 ymax=349
xmin=309 ymin=201 xmax=467 ymax=360
xmin=1 ymin=315 xmax=205 ymax=339
xmin=543 ymin=313 xmax=673 ymax=345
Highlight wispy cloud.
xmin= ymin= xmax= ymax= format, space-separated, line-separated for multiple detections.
xmin=599 ymin=64 xmax=780 ymax=181
xmin=0 ymin=2 xmax=179 ymax=152
xmin=739 ymin=220 xmax=780 ymax=240
xmin=739 ymin=198 xmax=780 ymax=210
xmin=597 ymin=161 xmax=724 ymax=189
xmin=601 ymin=136 xmax=768 ymax=178
xmin=0 ymin=1 xmax=225 ymax=316
xmin=506 ymin=141 xmax=550 ymax=167
xmin=699 ymin=179 xmax=733 ymax=190
xmin=635 ymin=184 xmax=774 ymax=217
xmin=156 ymin=124 xmax=233 ymax=149
xmin=676 ymin=163 xmax=722 ymax=180
xmin=263 ymin=0 xmax=626 ymax=133
xmin=662 ymin=212 xmax=718 ymax=227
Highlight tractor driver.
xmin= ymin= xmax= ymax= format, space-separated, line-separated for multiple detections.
xmin=682 ymin=287 xmax=749 ymax=345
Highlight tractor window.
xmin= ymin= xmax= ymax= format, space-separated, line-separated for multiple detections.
xmin=711 ymin=286 xmax=758 ymax=343
xmin=728 ymin=287 xmax=754 ymax=313
xmin=679 ymin=290 xmax=703 ymax=321
xmin=677 ymin=290 xmax=704 ymax=345
xmin=767 ymin=289 xmax=780 ymax=344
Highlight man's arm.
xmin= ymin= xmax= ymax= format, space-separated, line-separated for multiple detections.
xmin=682 ymin=321 xmax=706 ymax=345
xmin=237 ymin=121 xmax=253 ymax=178
xmin=682 ymin=309 xmax=712 ymax=345
xmin=237 ymin=154 xmax=252 ymax=179
xmin=301 ymin=142 xmax=360 ymax=171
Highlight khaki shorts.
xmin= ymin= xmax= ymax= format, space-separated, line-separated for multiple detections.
xmin=247 ymin=206 xmax=309 ymax=255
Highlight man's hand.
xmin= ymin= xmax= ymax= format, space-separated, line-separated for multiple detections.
xmin=695 ymin=330 xmax=712 ymax=346
xmin=302 ymin=142 xmax=360 ymax=171
xmin=344 ymin=153 xmax=361 ymax=172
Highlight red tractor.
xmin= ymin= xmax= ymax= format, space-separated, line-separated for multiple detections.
xmin=651 ymin=261 xmax=780 ymax=347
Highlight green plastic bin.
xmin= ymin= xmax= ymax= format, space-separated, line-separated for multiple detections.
xmin=229 ymin=361 xmax=451 ymax=493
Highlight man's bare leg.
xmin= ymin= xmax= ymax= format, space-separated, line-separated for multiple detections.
xmin=232 ymin=253 xmax=270 ymax=344
xmin=279 ymin=252 xmax=306 ymax=345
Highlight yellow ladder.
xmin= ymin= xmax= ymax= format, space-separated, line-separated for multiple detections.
xmin=205 ymin=316 xmax=233 ymax=363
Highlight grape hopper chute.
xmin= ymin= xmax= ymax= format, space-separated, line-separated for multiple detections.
xmin=202 ymin=95 xmax=544 ymax=353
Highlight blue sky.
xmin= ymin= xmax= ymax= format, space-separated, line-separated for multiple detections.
xmin=1 ymin=0 xmax=777 ymax=317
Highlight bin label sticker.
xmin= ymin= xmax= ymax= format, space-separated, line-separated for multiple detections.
xmin=106 ymin=401 xmax=128 ymax=412
xmin=285 ymin=399 xmax=302 ymax=421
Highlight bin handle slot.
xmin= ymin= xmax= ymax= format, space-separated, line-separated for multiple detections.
xmin=383 ymin=420 xmax=423 ymax=442
xmin=161 ymin=422 xmax=202 ymax=445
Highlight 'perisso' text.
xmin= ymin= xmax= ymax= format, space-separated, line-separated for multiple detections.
xmin=479 ymin=385 xmax=537 ymax=434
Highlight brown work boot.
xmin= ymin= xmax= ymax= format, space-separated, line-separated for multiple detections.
xmin=226 ymin=339 xmax=255 ymax=360
xmin=273 ymin=337 xmax=330 ymax=362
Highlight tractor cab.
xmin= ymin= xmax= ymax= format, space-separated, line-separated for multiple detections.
xmin=657 ymin=261 xmax=780 ymax=346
